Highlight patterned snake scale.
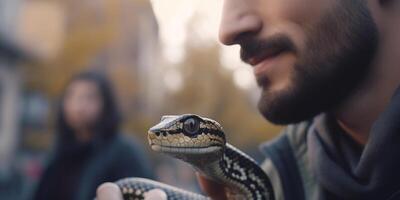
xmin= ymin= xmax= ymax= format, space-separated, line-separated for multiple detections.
xmin=115 ymin=114 xmax=275 ymax=200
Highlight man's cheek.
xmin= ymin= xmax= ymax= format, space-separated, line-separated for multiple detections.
xmin=276 ymin=0 xmax=332 ymax=28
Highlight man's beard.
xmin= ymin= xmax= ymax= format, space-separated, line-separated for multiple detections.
xmin=255 ymin=0 xmax=379 ymax=125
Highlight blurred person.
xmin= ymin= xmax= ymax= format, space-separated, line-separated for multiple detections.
xmin=98 ymin=0 xmax=400 ymax=199
xmin=33 ymin=72 xmax=154 ymax=200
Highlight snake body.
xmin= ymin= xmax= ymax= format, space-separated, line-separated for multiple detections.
xmin=116 ymin=114 xmax=275 ymax=200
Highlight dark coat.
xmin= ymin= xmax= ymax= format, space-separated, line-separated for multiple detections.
xmin=33 ymin=134 xmax=154 ymax=200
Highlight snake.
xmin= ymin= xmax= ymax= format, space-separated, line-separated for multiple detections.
xmin=115 ymin=114 xmax=275 ymax=200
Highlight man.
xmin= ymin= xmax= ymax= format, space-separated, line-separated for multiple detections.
xmin=98 ymin=0 xmax=400 ymax=199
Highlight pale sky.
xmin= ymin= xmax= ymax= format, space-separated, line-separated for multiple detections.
xmin=150 ymin=0 xmax=256 ymax=91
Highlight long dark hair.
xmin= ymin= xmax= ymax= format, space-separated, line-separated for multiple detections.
xmin=56 ymin=71 xmax=121 ymax=149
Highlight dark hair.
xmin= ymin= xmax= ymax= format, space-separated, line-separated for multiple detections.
xmin=56 ymin=71 xmax=121 ymax=145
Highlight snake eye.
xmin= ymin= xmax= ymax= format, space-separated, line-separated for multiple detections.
xmin=183 ymin=118 xmax=200 ymax=135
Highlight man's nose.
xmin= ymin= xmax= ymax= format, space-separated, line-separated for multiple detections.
xmin=219 ymin=0 xmax=262 ymax=45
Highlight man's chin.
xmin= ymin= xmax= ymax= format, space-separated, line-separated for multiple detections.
xmin=258 ymin=104 xmax=295 ymax=125
xmin=257 ymin=91 xmax=321 ymax=125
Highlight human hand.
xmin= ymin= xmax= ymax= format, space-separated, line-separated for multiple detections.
xmin=96 ymin=183 xmax=122 ymax=200
xmin=196 ymin=173 xmax=228 ymax=200
xmin=96 ymin=183 xmax=167 ymax=200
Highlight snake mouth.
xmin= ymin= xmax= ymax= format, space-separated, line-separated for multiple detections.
xmin=150 ymin=144 xmax=223 ymax=154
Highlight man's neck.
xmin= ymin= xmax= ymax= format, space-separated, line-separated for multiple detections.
xmin=334 ymin=84 xmax=398 ymax=146
xmin=337 ymin=4 xmax=400 ymax=146
xmin=333 ymin=39 xmax=400 ymax=146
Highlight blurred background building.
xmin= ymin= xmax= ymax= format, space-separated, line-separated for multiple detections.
xmin=0 ymin=0 xmax=31 ymax=199
xmin=0 ymin=33 xmax=26 ymax=200
xmin=0 ymin=0 xmax=282 ymax=199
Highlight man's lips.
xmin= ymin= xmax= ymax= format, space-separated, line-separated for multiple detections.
xmin=240 ymin=34 xmax=296 ymax=67
xmin=239 ymin=35 xmax=297 ymax=87
xmin=245 ymin=45 xmax=288 ymax=66
xmin=250 ymin=49 xmax=293 ymax=87
xmin=252 ymin=52 xmax=287 ymax=87
xmin=252 ymin=48 xmax=288 ymax=81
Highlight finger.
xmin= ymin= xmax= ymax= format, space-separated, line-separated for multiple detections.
xmin=144 ymin=189 xmax=167 ymax=200
xmin=96 ymin=182 xmax=123 ymax=200
xmin=196 ymin=173 xmax=228 ymax=200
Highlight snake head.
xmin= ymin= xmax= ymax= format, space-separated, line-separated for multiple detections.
xmin=148 ymin=114 xmax=226 ymax=158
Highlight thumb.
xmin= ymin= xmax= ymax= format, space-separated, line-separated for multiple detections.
xmin=144 ymin=189 xmax=167 ymax=200
xmin=96 ymin=183 xmax=123 ymax=200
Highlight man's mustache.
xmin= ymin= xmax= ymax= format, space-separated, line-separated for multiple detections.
xmin=240 ymin=35 xmax=297 ymax=65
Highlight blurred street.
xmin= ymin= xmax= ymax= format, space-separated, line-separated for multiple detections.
xmin=0 ymin=0 xmax=282 ymax=199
